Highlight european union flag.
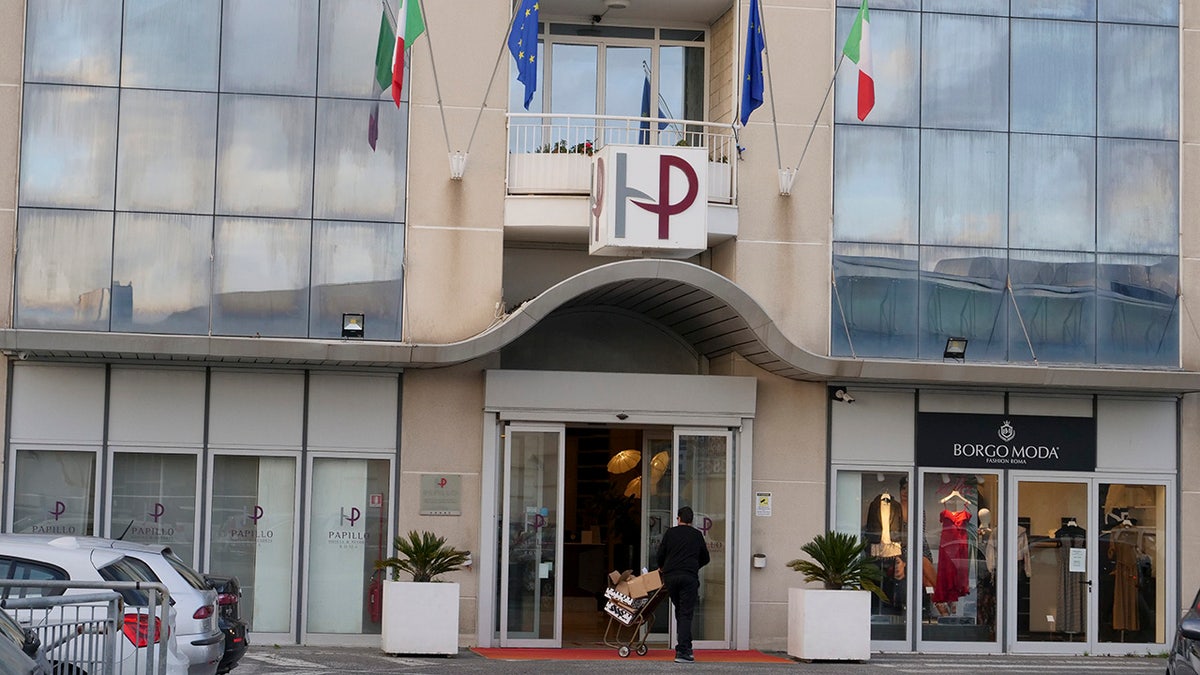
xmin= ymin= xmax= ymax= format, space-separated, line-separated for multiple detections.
xmin=740 ymin=0 xmax=765 ymax=126
xmin=638 ymin=74 xmax=668 ymax=144
xmin=509 ymin=0 xmax=540 ymax=110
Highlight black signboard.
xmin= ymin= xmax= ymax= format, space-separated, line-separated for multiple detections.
xmin=916 ymin=412 xmax=1096 ymax=472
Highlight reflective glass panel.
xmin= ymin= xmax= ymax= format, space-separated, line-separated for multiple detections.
xmin=834 ymin=126 xmax=919 ymax=243
xmin=309 ymin=221 xmax=404 ymax=341
xmin=1012 ymin=0 xmax=1096 ymax=19
xmin=1097 ymin=254 xmax=1178 ymax=366
xmin=1097 ymin=139 xmax=1177 ymax=255
xmin=16 ymin=209 xmax=114 ymax=331
xmin=659 ymin=45 xmax=705 ymax=141
xmin=212 ymin=217 xmax=311 ymax=338
xmin=604 ymin=47 xmax=651 ymax=118
xmin=24 ymin=0 xmax=121 ymax=85
xmin=1098 ymin=0 xmax=1178 ymax=25
xmin=122 ymin=0 xmax=220 ymax=90
xmin=1098 ymin=483 xmax=1167 ymax=644
xmin=117 ymin=90 xmax=218 ymax=214
xmin=923 ymin=0 xmax=1007 ymax=15
xmin=112 ymin=213 xmax=213 ymax=335
xmin=216 ymin=94 xmax=316 ymax=219
xmin=831 ymin=243 xmax=919 ymax=359
xmin=1015 ymin=481 xmax=1088 ymax=643
xmin=836 ymin=0 xmax=917 ymax=9
xmin=220 ymin=0 xmax=318 ymax=95
xmin=317 ymin=0 xmax=384 ymax=99
xmin=12 ymin=449 xmax=97 ymax=536
xmin=19 ymin=85 xmax=118 ymax=210
xmin=919 ymin=473 xmax=1000 ymax=644
xmin=678 ymin=433 xmax=727 ymax=643
xmin=920 ymin=247 xmax=1008 ymax=362
xmin=834 ymin=470 xmax=911 ymax=642
xmin=314 ymin=98 xmax=407 ymax=222
xmin=550 ymin=43 xmax=598 ymax=151
xmin=210 ymin=455 xmax=296 ymax=633
xmin=921 ymin=14 xmax=1008 ymax=132
xmin=1098 ymin=24 xmax=1178 ymax=140
xmin=1008 ymin=251 xmax=1096 ymax=364
xmin=306 ymin=457 xmax=389 ymax=635
xmin=919 ymin=130 xmax=1008 ymax=247
xmin=504 ymin=430 xmax=560 ymax=640
xmin=1011 ymin=20 xmax=1096 ymax=136
xmin=835 ymin=9 xmax=920 ymax=126
xmin=1010 ymin=134 xmax=1095 ymax=251
xmin=110 ymin=453 xmax=198 ymax=565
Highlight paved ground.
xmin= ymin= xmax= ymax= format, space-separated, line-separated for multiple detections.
xmin=232 ymin=645 xmax=1171 ymax=674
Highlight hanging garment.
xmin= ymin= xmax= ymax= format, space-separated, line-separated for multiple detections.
xmin=931 ymin=508 xmax=971 ymax=604
xmin=864 ymin=493 xmax=904 ymax=559
xmin=1054 ymin=523 xmax=1087 ymax=633
xmin=1109 ymin=529 xmax=1140 ymax=632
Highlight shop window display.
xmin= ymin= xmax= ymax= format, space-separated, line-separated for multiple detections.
xmin=1098 ymin=483 xmax=1165 ymax=644
xmin=919 ymin=472 xmax=999 ymax=643
xmin=834 ymin=470 xmax=911 ymax=642
xmin=1015 ymin=480 xmax=1089 ymax=642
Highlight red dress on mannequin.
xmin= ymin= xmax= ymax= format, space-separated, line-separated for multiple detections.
xmin=931 ymin=508 xmax=972 ymax=603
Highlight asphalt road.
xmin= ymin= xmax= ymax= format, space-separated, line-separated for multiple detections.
xmin=233 ymin=645 xmax=1170 ymax=674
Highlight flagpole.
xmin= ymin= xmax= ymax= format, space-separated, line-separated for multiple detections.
xmin=411 ymin=0 xmax=461 ymax=178
xmin=790 ymin=55 xmax=844 ymax=184
xmin=755 ymin=0 xmax=785 ymax=181
xmin=463 ymin=0 xmax=526 ymax=177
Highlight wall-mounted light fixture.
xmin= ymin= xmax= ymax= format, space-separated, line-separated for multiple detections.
xmin=943 ymin=337 xmax=968 ymax=362
xmin=342 ymin=313 xmax=365 ymax=339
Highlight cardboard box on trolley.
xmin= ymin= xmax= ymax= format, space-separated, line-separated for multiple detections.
xmin=606 ymin=569 xmax=663 ymax=601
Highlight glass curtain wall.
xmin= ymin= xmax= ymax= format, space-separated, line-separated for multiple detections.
xmin=832 ymin=1 xmax=1179 ymax=366
xmin=17 ymin=0 xmax=407 ymax=340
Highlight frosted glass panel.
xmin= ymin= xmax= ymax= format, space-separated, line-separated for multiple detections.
xmin=313 ymin=99 xmax=407 ymax=222
xmin=1097 ymin=139 xmax=1177 ymax=255
xmin=112 ymin=213 xmax=213 ymax=334
xmin=12 ymin=450 xmax=97 ymax=536
xmin=919 ymin=130 xmax=1007 ymax=247
xmin=122 ymin=0 xmax=220 ymax=90
xmin=212 ymin=217 xmax=311 ymax=337
xmin=834 ymin=127 xmax=919 ymax=243
xmin=117 ymin=90 xmax=218 ymax=213
xmin=19 ymin=85 xmax=118 ymax=209
xmin=216 ymin=94 xmax=316 ymax=218
xmin=1010 ymin=134 xmax=1095 ymax=251
xmin=309 ymin=222 xmax=404 ymax=341
xmin=220 ymin=0 xmax=318 ymax=95
xmin=921 ymin=14 xmax=1008 ymax=131
xmin=110 ymin=453 xmax=199 ymax=564
xmin=16 ymin=209 xmax=114 ymax=331
xmin=25 ymin=0 xmax=121 ymax=85
xmin=1011 ymin=20 xmax=1096 ymax=136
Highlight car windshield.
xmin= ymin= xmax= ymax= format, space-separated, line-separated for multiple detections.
xmin=98 ymin=557 xmax=159 ymax=606
xmin=163 ymin=550 xmax=208 ymax=591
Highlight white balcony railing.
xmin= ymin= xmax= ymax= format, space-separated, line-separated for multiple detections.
xmin=506 ymin=113 xmax=736 ymax=203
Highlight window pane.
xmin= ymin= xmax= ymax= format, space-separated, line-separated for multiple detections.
xmin=923 ymin=0 xmax=1007 ymax=15
xmin=836 ymin=0 xmax=917 ymax=9
xmin=921 ymin=14 xmax=1008 ymax=131
xmin=314 ymin=98 xmax=407 ymax=222
xmin=919 ymin=130 xmax=1008 ymax=247
xmin=832 ymin=244 xmax=919 ymax=358
xmin=920 ymin=248 xmax=1008 ymax=362
xmin=836 ymin=9 xmax=919 ymax=126
xmin=216 ymin=94 xmax=316 ymax=218
xmin=24 ymin=0 xmax=121 ymax=85
xmin=1097 ymin=139 xmax=1177 ymax=254
xmin=1010 ymin=134 xmax=1095 ymax=251
xmin=1011 ymin=20 xmax=1095 ymax=135
xmin=1012 ymin=0 xmax=1096 ymax=19
xmin=605 ymin=46 xmax=652 ymax=119
xmin=12 ymin=449 xmax=97 ymax=536
xmin=317 ymin=0 xmax=383 ymax=98
xmin=1098 ymin=0 xmax=1177 ymax=25
xmin=210 ymin=455 xmax=296 ymax=633
xmin=1008 ymin=251 xmax=1096 ymax=364
xmin=1098 ymin=24 xmax=1178 ymax=140
xmin=221 ymin=0 xmax=318 ymax=95
xmin=834 ymin=126 xmax=919 ymax=243
xmin=660 ymin=45 xmax=704 ymax=124
xmin=110 ymin=453 xmax=199 ymax=565
xmin=309 ymin=221 xmax=404 ymax=341
xmin=19 ymin=84 xmax=118 ymax=210
xmin=1098 ymin=483 xmax=1167 ymax=644
xmin=549 ymin=43 xmax=597 ymax=150
xmin=122 ymin=0 xmax=220 ymax=90
xmin=112 ymin=213 xmax=213 ymax=335
xmin=117 ymin=90 xmax=218 ymax=213
xmin=16 ymin=209 xmax=114 ymax=331
xmin=1097 ymin=254 xmax=1178 ymax=366
xmin=213 ymin=217 xmax=311 ymax=337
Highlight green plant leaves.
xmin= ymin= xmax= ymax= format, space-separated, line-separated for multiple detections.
xmin=375 ymin=530 xmax=469 ymax=583
xmin=785 ymin=531 xmax=887 ymax=601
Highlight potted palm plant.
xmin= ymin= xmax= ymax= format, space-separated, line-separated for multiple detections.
xmin=785 ymin=531 xmax=884 ymax=662
xmin=375 ymin=530 xmax=469 ymax=656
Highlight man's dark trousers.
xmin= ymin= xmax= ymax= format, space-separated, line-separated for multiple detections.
xmin=664 ymin=572 xmax=699 ymax=657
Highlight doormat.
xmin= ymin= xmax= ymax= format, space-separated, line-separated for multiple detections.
xmin=470 ymin=648 xmax=791 ymax=663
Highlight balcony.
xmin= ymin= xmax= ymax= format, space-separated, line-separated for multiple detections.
xmin=504 ymin=113 xmax=738 ymax=247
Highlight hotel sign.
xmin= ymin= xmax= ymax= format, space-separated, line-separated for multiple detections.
xmin=589 ymin=144 xmax=708 ymax=258
xmin=916 ymin=412 xmax=1096 ymax=472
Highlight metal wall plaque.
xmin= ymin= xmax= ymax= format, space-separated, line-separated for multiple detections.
xmin=419 ymin=474 xmax=462 ymax=515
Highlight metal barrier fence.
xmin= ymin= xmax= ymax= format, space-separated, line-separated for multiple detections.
xmin=1 ymin=580 xmax=173 ymax=675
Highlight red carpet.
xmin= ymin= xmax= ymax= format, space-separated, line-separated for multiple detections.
xmin=471 ymin=648 xmax=790 ymax=662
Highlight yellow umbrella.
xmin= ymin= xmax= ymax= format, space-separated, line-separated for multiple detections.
xmin=624 ymin=476 xmax=642 ymax=498
xmin=606 ymin=449 xmax=641 ymax=474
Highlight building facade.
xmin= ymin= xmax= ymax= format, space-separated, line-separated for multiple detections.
xmin=1 ymin=0 xmax=1198 ymax=656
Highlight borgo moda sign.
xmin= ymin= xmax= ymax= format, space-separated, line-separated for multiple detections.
xmin=916 ymin=412 xmax=1096 ymax=471
xmin=590 ymin=144 xmax=708 ymax=258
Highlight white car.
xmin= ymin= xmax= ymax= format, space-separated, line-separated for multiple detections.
xmin=0 ymin=534 xmax=189 ymax=674
xmin=68 ymin=538 xmax=223 ymax=675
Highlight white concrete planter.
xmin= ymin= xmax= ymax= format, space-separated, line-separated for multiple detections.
xmin=380 ymin=581 xmax=459 ymax=655
xmin=787 ymin=588 xmax=870 ymax=661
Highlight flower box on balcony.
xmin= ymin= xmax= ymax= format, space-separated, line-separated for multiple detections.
xmin=508 ymin=153 xmax=592 ymax=195
xmin=708 ymin=161 xmax=732 ymax=203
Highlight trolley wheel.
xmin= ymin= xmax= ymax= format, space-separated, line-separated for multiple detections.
xmin=636 ymin=644 xmax=648 ymax=656
xmin=618 ymin=646 xmax=630 ymax=658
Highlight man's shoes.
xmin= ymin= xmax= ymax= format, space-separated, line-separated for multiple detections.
xmin=674 ymin=653 xmax=695 ymax=663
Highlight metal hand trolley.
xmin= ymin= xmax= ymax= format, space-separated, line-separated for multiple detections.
xmin=602 ymin=585 xmax=668 ymax=657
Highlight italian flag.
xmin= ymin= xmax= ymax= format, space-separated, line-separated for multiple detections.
xmin=843 ymin=0 xmax=874 ymax=121
xmin=375 ymin=0 xmax=425 ymax=109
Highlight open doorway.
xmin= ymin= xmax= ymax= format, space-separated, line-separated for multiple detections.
xmin=561 ymin=425 xmax=672 ymax=647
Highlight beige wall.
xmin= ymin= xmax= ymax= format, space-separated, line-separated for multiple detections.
xmin=1181 ymin=0 xmax=1200 ymax=608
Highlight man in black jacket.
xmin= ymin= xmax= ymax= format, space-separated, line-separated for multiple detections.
xmin=656 ymin=505 xmax=710 ymax=663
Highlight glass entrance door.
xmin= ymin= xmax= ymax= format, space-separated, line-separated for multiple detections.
xmin=499 ymin=424 xmax=565 ymax=646
xmin=674 ymin=428 xmax=731 ymax=649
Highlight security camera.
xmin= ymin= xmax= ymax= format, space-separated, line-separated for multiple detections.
xmin=833 ymin=388 xmax=855 ymax=404
xmin=17 ymin=352 xmax=28 ymax=361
